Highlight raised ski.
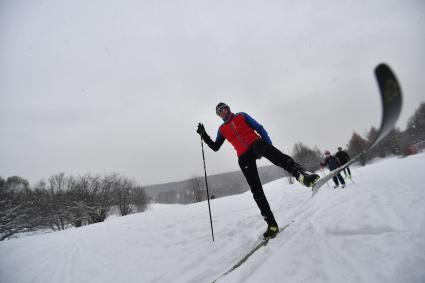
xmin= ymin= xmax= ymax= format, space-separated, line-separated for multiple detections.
xmin=312 ymin=63 xmax=403 ymax=196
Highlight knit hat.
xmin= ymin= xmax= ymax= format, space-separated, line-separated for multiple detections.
xmin=215 ymin=102 xmax=230 ymax=114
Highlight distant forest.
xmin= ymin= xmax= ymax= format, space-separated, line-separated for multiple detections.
xmin=1 ymin=102 xmax=424 ymax=240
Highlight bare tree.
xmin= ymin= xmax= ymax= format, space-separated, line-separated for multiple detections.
xmin=84 ymin=174 xmax=115 ymax=224
xmin=114 ymin=175 xmax=134 ymax=216
xmin=43 ymin=173 xmax=74 ymax=231
xmin=131 ymin=186 xmax=149 ymax=213
xmin=347 ymin=132 xmax=368 ymax=165
xmin=66 ymin=177 xmax=89 ymax=227
xmin=0 ymin=176 xmax=39 ymax=240
xmin=292 ymin=142 xmax=323 ymax=172
xmin=189 ymin=176 xmax=205 ymax=203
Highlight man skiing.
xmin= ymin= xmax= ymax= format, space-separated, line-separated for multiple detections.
xmin=196 ymin=102 xmax=319 ymax=238
xmin=335 ymin=147 xmax=351 ymax=178
xmin=320 ymin=150 xmax=346 ymax=188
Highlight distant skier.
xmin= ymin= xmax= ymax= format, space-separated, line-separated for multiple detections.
xmin=320 ymin=150 xmax=346 ymax=188
xmin=196 ymin=102 xmax=319 ymax=238
xmin=335 ymin=147 xmax=351 ymax=179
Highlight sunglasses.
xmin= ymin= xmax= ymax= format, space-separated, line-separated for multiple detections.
xmin=216 ymin=106 xmax=228 ymax=115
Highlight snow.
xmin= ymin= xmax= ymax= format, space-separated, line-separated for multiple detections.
xmin=1 ymin=154 xmax=425 ymax=283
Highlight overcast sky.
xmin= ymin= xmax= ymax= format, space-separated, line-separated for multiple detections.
xmin=1 ymin=0 xmax=424 ymax=186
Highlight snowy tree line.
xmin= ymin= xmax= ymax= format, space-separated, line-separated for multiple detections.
xmin=0 ymin=173 xmax=150 ymax=240
xmin=292 ymin=102 xmax=425 ymax=169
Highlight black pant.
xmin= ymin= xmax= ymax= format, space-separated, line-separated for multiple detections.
xmin=238 ymin=140 xmax=302 ymax=225
xmin=342 ymin=166 xmax=351 ymax=176
xmin=332 ymin=173 xmax=345 ymax=186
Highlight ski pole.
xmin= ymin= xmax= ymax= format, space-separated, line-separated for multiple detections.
xmin=200 ymin=137 xmax=215 ymax=242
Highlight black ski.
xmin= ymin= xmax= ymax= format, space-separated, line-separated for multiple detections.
xmin=212 ymin=223 xmax=291 ymax=282
xmin=312 ymin=63 xmax=403 ymax=196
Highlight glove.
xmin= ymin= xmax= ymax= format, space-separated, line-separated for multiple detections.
xmin=196 ymin=123 xmax=206 ymax=137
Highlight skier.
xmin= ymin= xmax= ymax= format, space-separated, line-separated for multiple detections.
xmin=335 ymin=147 xmax=351 ymax=178
xmin=320 ymin=150 xmax=346 ymax=188
xmin=196 ymin=102 xmax=319 ymax=238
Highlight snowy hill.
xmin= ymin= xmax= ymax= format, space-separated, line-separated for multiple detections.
xmin=1 ymin=154 xmax=425 ymax=283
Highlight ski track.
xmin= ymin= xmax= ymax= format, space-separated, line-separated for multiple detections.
xmin=223 ymin=156 xmax=425 ymax=283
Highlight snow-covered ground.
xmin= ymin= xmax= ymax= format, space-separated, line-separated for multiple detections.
xmin=1 ymin=154 xmax=425 ymax=283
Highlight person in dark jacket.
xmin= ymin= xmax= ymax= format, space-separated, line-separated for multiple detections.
xmin=197 ymin=102 xmax=320 ymax=238
xmin=320 ymin=150 xmax=346 ymax=188
xmin=335 ymin=147 xmax=351 ymax=178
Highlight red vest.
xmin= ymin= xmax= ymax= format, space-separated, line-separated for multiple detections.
xmin=219 ymin=114 xmax=260 ymax=157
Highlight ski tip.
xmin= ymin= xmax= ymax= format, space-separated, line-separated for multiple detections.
xmin=374 ymin=62 xmax=402 ymax=108
xmin=375 ymin=63 xmax=391 ymax=74
xmin=374 ymin=63 xmax=401 ymax=90
xmin=375 ymin=63 xmax=395 ymax=81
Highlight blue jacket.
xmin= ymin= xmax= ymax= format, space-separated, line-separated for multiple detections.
xmin=321 ymin=155 xmax=341 ymax=171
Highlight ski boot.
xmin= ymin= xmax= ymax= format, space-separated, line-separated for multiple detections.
xmin=263 ymin=224 xmax=279 ymax=239
xmin=334 ymin=185 xmax=339 ymax=189
xmin=297 ymin=171 xmax=320 ymax=188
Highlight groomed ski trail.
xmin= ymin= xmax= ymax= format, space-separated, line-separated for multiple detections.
xmin=219 ymin=156 xmax=425 ymax=283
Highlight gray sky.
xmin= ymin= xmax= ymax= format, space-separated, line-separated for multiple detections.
xmin=1 ymin=0 xmax=424 ymax=186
